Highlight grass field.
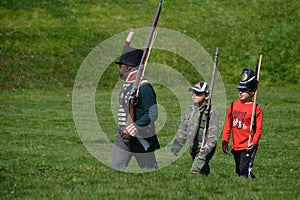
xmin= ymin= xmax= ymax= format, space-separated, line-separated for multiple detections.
xmin=1 ymin=0 xmax=299 ymax=199
xmin=1 ymin=86 xmax=299 ymax=199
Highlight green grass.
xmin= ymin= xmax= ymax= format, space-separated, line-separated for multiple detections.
xmin=0 ymin=86 xmax=299 ymax=199
xmin=0 ymin=0 xmax=300 ymax=199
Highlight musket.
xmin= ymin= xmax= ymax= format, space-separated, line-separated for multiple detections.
xmin=128 ymin=0 xmax=163 ymax=150
xmin=201 ymin=47 xmax=219 ymax=148
xmin=130 ymin=0 xmax=163 ymax=102
xmin=122 ymin=31 xmax=152 ymax=150
xmin=248 ymin=54 xmax=262 ymax=147
xmin=247 ymin=55 xmax=262 ymax=178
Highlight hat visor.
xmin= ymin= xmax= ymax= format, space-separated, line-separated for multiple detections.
xmin=115 ymin=60 xmax=138 ymax=67
xmin=237 ymin=85 xmax=247 ymax=89
xmin=115 ymin=61 xmax=123 ymax=65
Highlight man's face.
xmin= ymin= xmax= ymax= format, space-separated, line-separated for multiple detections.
xmin=118 ymin=64 xmax=129 ymax=78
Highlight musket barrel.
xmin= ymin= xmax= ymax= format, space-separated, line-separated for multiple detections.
xmin=131 ymin=0 xmax=163 ymax=96
xmin=201 ymin=47 xmax=219 ymax=148
xmin=127 ymin=0 xmax=163 ymax=151
xmin=248 ymin=54 xmax=262 ymax=145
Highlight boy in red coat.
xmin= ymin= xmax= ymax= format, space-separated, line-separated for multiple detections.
xmin=222 ymin=68 xmax=263 ymax=178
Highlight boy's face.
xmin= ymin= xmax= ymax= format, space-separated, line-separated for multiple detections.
xmin=238 ymin=88 xmax=255 ymax=103
xmin=191 ymin=90 xmax=209 ymax=105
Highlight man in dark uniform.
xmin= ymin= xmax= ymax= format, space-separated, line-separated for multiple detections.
xmin=112 ymin=46 xmax=160 ymax=169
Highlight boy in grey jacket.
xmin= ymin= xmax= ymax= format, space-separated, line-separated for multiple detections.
xmin=172 ymin=82 xmax=219 ymax=175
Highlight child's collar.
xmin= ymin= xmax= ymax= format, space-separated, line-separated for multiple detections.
xmin=240 ymin=100 xmax=253 ymax=104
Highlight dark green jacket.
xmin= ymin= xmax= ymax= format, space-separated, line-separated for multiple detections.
xmin=118 ymin=70 xmax=160 ymax=152
xmin=134 ymin=81 xmax=160 ymax=151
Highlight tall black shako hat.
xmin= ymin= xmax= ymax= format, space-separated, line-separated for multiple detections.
xmin=115 ymin=46 xmax=143 ymax=67
xmin=237 ymin=68 xmax=258 ymax=91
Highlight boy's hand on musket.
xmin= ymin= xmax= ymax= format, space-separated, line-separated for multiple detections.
xmin=247 ymin=143 xmax=254 ymax=150
xmin=200 ymin=145 xmax=208 ymax=153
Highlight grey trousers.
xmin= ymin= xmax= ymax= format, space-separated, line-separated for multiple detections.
xmin=112 ymin=134 xmax=158 ymax=169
